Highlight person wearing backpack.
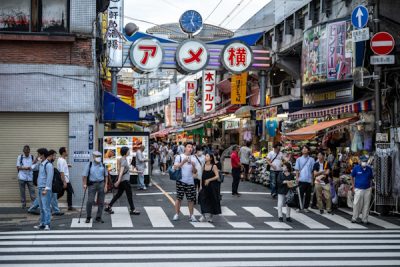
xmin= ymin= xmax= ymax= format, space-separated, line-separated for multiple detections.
xmin=47 ymin=150 xmax=64 ymax=216
xmin=82 ymin=151 xmax=109 ymax=224
xmin=32 ymin=148 xmax=53 ymax=230
xmin=16 ymin=145 xmax=36 ymax=209
xmin=105 ymin=146 xmax=141 ymax=215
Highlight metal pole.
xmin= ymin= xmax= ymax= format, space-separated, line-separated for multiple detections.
xmin=259 ymin=70 xmax=267 ymax=140
xmin=373 ymin=0 xmax=381 ymax=133
xmin=110 ymin=67 xmax=118 ymax=95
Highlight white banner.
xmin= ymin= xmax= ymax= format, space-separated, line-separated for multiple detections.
xmin=202 ymin=70 xmax=216 ymax=113
xmin=107 ymin=0 xmax=123 ymax=67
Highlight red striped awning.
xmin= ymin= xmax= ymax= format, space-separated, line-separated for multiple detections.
xmin=289 ymin=98 xmax=374 ymax=120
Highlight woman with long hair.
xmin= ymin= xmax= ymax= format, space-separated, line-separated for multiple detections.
xmin=199 ymin=153 xmax=221 ymax=223
xmin=277 ymin=162 xmax=295 ymax=222
xmin=105 ymin=146 xmax=140 ymax=215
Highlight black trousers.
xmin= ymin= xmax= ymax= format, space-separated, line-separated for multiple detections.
xmin=66 ymin=182 xmax=74 ymax=208
xmin=232 ymin=168 xmax=241 ymax=194
xmin=109 ymin=180 xmax=135 ymax=211
xmin=299 ymin=181 xmax=312 ymax=209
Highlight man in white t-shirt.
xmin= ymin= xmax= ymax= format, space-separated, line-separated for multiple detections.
xmin=57 ymin=147 xmax=74 ymax=210
xmin=239 ymin=142 xmax=252 ymax=181
xmin=267 ymin=143 xmax=284 ymax=199
xmin=172 ymin=143 xmax=198 ymax=222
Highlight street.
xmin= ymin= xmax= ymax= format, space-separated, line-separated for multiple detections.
xmin=1 ymin=173 xmax=400 ymax=266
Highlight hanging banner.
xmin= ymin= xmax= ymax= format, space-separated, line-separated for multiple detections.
xmin=176 ymin=97 xmax=183 ymax=122
xmin=231 ymin=73 xmax=248 ymax=104
xmin=202 ymin=70 xmax=216 ymax=113
xmin=186 ymin=81 xmax=197 ymax=122
xmin=106 ymin=0 xmax=123 ymax=67
xmin=164 ymin=103 xmax=172 ymax=127
xmin=171 ymin=101 xmax=177 ymax=127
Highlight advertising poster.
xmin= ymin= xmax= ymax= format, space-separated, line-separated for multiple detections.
xmin=103 ymin=133 xmax=150 ymax=176
xmin=176 ymin=97 xmax=183 ymax=122
xmin=302 ymin=20 xmax=353 ymax=86
xmin=185 ymin=81 xmax=196 ymax=122
xmin=231 ymin=73 xmax=248 ymax=104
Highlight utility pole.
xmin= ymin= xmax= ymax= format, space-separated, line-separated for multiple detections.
xmin=372 ymin=0 xmax=381 ymax=133
xmin=110 ymin=67 xmax=118 ymax=95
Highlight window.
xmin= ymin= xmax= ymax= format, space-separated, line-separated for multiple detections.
xmin=0 ymin=0 xmax=69 ymax=33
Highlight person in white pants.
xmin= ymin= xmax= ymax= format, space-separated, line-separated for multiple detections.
xmin=351 ymin=155 xmax=373 ymax=224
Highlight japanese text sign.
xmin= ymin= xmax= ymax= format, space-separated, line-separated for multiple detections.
xmin=107 ymin=0 xmax=123 ymax=67
xmin=185 ymin=81 xmax=197 ymax=122
xmin=176 ymin=40 xmax=209 ymax=74
xmin=176 ymin=97 xmax=183 ymax=122
xmin=129 ymin=38 xmax=164 ymax=73
xmin=202 ymin=70 xmax=216 ymax=113
xmin=221 ymin=41 xmax=253 ymax=74
xmin=231 ymin=73 xmax=248 ymax=105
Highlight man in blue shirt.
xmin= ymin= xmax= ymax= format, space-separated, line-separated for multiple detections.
xmin=33 ymin=148 xmax=53 ymax=230
xmin=351 ymin=155 xmax=373 ymax=224
xmin=82 ymin=151 xmax=109 ymax=224
xmin=295 ymin=145 xmax=315 ymax=212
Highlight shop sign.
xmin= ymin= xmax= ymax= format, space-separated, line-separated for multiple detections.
xmin=185 ymin=81 xmax=197 ymax=122
xmin=129 ymin=38 xmax=164 ymax=73
xmin=370 ymin=55 xmax=395 ymax=65
xmin=176 ymin=40 xmax=209 ymax=74
xmin=376 ymin=133 xmax=389 ymax=142
xmin=231 ymin=73 xmax=248 ymax=104
xmin=88 ymin=125 xmax=94 ymax=150
xmin=164 ymin=104 xmax=172 ymax=127
xmin=256 ymin=106 xmax=278 ymax=120
xmin=303 ymin=87 xmax=353 ymax=107
xmin=224 ymin=120 xmax=240 ymax=130
xmin=73 ymin=151 xmax=90 ymax=163
xmin=221 ymin=41 xmax=253 ymax=74
xmin=327 ymin=21 xmax=351 ymax=81
xmin=176 ymin=97 xmax=183 ymax=122
xmin=202 ymin=70 xmax=216 ymax=113
xmin=352 ymin=28 xmax=370 ymax=42
xmin=106 ymin=0 xmax=123 ymax=67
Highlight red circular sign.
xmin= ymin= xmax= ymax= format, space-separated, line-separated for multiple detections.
xmin=370 ymin=32 xmax=395 ymax=55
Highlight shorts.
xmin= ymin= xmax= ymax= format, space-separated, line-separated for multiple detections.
xmin=242 ymin=164 xmax=249 ymax=174
xmin=176 ymin=181 xmax=196 ymax=202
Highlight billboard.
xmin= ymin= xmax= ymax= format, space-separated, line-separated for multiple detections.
xmin=302 ymin=20 xmax=353 ymax=86
xmin=103 ymin=132 xmax=150 ymax=177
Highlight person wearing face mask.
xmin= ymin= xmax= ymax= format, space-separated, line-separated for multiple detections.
xmin=82 ymin=151 xmax=109 ymax=224
xmin=351 ymin=155 xmax=373 ymax=224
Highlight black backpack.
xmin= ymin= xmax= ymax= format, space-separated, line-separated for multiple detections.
xmin=44 ymin=162 xmax=64 ymax=195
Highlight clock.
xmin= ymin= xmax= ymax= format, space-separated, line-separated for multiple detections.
xmin=179 ymin=10 xmax=203 ymax=34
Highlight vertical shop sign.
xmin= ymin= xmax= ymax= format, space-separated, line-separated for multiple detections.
xmin=164 ymin=104 xmax=172 ymax=127
xmin=231 ymin=73 xmax=248 ymax=104
xmin=176 ymin=97 xmax=183 ymax=122
xmin=202 ymin=70 xmax=216 ymax=113
xmin=327 ymin=21 xmax=348 ymax=80
xmin=171 ymin=101 xmax=177 ymax=127
xmin=88 ymin=125 xmax=94 ymax=150
xmin=107 ymin=0 xmax=123 ymax=67
xmin=185 ymin=81 xmax=196 ymax=122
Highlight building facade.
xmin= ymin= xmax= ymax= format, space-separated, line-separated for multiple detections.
xmin=0 ymin=0 xmax=100 ymax=205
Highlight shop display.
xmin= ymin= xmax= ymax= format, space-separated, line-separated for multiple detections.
xmin=103 ymin=133 xmax=150 ymax=176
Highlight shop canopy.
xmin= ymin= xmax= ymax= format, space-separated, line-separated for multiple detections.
xmin=184 ymin=121 xmax=204 ymax=131
xmin=285 ymin=117 xmax=357 ymax=141
xmin=103 ymin=91 xmax=139 ymax=122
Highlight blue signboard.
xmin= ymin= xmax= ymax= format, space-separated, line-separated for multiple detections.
xmin=351 ymin=5 xmax=369 ymax=29
xmin=88 ymin=125 xmax=94 ymax=150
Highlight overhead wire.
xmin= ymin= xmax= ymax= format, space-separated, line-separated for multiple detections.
xmin=223 ymin=0 xmax=253 ymax=27
xmin=204 ymin=0 xmax=224 ymax=22
xmin=218 ymin=0 xmax=246 ymax=26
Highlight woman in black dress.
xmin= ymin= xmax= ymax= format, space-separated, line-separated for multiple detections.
xmin=199 ymin=153 xmax=221 ymax=223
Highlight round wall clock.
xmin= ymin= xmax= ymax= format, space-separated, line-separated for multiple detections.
xmin=179 ymin=10 xmax=203 ymax=34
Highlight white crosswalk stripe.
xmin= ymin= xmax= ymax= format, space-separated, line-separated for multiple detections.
xmin=68 ymin=205 xmax=400 ymax=230
xmin=1 ymin=230 xmax=400 ymax=266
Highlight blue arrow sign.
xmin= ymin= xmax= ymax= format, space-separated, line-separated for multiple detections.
xmin=351 ymin=5 xmax=369 ymax=29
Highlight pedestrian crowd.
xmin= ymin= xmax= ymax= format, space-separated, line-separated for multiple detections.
xmin=17 ymin=139 xmax=373 ymax=230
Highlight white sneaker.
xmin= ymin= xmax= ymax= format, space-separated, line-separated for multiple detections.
xmin=143 ymin=186 xmax=147 ymax=190
xmin=304 ymin=208 xmax=311 ymax=213
xmin=44 ymin=225 xmax=50 ymax=231
xmin=172 ymin=214 xmax=179 ymax=221
xmin=295 ymin=209 xmax=300 ymax=213
xmin=189 ymin=215 xmax=198 ymax=222
xmin=199 ymin=215 xmax=206 ymax=222
xmin=33 ymin=224 xmax=44 ymax=230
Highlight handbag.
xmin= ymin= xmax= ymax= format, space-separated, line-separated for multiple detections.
xmin=168 ymin=155 xmax=182 ymax=181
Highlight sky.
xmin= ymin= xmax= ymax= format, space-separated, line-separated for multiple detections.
xmin=124 ymin=0 xmax=272 ymax=33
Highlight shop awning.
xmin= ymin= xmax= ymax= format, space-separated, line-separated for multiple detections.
xmin=184 ymin=121 xmax=204 ymax=131
xmin=285 ymin=117 xmax=357 ymax=141
xmin=103 ymin=91 xmax=139 ymax=122
xmin=289 ymin=98 xmax=374 ymax=119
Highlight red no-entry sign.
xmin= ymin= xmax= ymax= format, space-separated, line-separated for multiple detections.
xmin=370 ymin=32 xmax=395 ymax=55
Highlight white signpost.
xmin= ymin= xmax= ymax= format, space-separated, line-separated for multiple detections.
xmin=371 ymin=55 xmax=395 ymax=65
xmin=352 ymin=28 xmax=370 ymax=42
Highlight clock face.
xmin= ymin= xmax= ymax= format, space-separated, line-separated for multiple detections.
xmin=179 ymin=10 xmax=203 ymax=34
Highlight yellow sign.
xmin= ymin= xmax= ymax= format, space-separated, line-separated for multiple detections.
xmin=231 ymin=73 xmax=247 ymax=104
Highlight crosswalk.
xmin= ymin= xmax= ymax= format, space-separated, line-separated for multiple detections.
xmin=1 ymin=229 xmax=400 ymax=266
xmin=68 ymin=205 xmax=400 ymax=230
